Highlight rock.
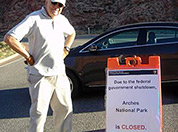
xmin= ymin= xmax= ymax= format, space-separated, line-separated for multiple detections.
xmin=0 ymin=0 xmax=177 ymax=34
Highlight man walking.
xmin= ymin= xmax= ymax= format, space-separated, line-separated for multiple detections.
xmin=4 ymin=0 xmax=76 ymax=131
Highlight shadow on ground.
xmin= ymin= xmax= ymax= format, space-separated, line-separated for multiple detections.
xmin=0 ymin=88 xmax=30 ymax=119
xmin=0 ymin=87 xmax=105 ymax=119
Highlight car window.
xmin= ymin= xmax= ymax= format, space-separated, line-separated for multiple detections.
xmin=95 ymin=29 xmax=139 ymax=49
xmin=146 ymin=28 xmax=178 ymax=44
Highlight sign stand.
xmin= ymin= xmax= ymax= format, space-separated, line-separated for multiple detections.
xmin=106 ymin=56 xmax=162 ymax=132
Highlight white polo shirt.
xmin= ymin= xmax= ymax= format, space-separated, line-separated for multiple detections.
xmin=8 ymin=7 xmax=75 ymax=76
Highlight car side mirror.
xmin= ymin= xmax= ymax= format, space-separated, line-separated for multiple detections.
xmin=89 ymin=44 xmax=98 ymax=52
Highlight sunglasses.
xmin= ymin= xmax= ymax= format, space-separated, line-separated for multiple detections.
xmin=51 ymin=2 xmax=64 ymax=8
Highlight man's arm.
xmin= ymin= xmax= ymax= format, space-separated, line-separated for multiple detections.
xmin=63 ymin=31 xmax=76 ymax=59
xmin=3 ymin=34 xmax=34 ymax=65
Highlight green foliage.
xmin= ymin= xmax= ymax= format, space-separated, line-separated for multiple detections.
xmin=0 ymin=41 xmax=15 ymax=59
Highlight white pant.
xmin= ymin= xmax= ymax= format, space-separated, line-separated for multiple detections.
xmin=27 ymin=74 xmax=73 ymax=132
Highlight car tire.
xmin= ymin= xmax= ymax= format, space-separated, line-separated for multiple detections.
xmin=66 ymin=71 xmax=80 ymax=98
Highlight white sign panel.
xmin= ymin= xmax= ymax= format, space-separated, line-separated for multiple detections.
xmin=106 ymin=69 xmax=162 ymax=132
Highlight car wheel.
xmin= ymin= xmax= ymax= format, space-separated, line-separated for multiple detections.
xmin=66 ymin=71 xmax=80 ymax=98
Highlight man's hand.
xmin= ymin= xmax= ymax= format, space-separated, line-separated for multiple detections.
xmin=24 ymin=55 xmax=35 ymax=66
xmin=63 ymin=31 xmax=76 ymax=59
xmin=63 ymin=49 xmax=69 ymax=59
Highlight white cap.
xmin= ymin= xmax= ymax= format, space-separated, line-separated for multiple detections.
xmin=51 ymin=0 xmax=66 ymax=6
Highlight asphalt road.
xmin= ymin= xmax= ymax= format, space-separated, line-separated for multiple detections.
xmin=0 ymin=36 xmax=178 ymax=132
